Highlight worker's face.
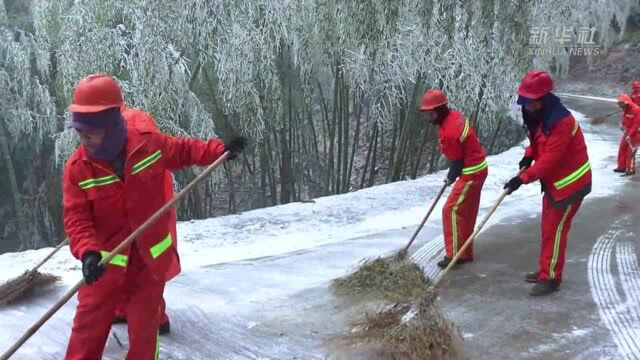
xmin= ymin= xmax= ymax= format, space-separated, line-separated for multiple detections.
xmin=524 ymin=99 xmax=543 ymax=112
xmin=76 ymin=129 xmax=105 ymax=152
xmin=422 ymin=110 xmax=438 ymax=125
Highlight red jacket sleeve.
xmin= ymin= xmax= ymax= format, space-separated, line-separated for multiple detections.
xmin=524 ymin=146 xmax=533 ymax=158
xmin=520 ymin=118 xmax=573 ymax=184
xmin=160 ymin=134 xmax=227 ymax=171
xmin=63 ymin=164 xmax=101 ymax=260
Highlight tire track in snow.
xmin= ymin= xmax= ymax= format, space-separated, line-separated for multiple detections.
xmin=616 ymin=241 xmax=640 ymax=325
xmin=591 ymin=228 xmax=638 ymax=356
xmin=590 ymin=228 xmax=633 ymax=356
xmin=588 ymin=221 xmax=640 ymax=359
xmin=410 ymin=234 xmax=443 ymax=280
xmin=596 ymin=228 xmax=640 ymax=357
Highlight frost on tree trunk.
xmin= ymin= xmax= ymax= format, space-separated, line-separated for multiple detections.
xmin=0 ymin=117 xmax=28 ymax=247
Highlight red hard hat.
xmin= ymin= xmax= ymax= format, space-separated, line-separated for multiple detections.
xmin=518 ymin=70 xmax=554 ymax=99
xmin=419 ymin=89 xmax=448 ymax=111
xmin=68 ymin=74 xmax=124 ymax=113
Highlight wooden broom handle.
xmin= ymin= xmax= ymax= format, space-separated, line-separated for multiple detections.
xmin=0 ymin=151 xmax=230 ymax=360
xmin=605 ymin=109 xmax=622 ymax=118
xmin=431 ymin=169 xmax=524 ymax=289
xmin=402 ymin=183 xmax=448 ymax=254
xmin=626 ymin=136 xmax=637 ymax=154
xmin=431 ymin=188 xmax=509 ymax=289
xmin=30 ymin=238 xmax=70 ymax=274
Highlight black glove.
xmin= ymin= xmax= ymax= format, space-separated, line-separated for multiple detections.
xmin=504 ymin=176 xmax=523 ymax=194
xmin=81 ymin=251 xmax=105 ymax=285
xmin=224 ymin=136 xmax=248 ymax=160
xmin=446 ymin=160 xmax=463 ymax=185
xmin=519 ymin=156 xmax=533 ymax=170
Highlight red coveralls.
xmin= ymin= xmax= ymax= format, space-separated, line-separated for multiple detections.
xmin=630 ymin=81 xmax=640 ymax=106
xmin=439 ymin=110 xmax=488 ymax=261
xmin=63 ymin=118 xmax=225 ymax=359
xmin=114 ymin=108 xmax=178 ymax=324
xmin=617 ymin=95 xmax=640 ymax=173
xmin=521 ymin=110 xmax=591 ymax=283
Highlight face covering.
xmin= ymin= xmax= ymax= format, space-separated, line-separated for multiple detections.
xmin=71 ymin=108 xmax=127 ymax=161
xmin=430 ymin=105 xmax=450 ymax=125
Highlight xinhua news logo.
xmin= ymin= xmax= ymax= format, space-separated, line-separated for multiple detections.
xmin=527 ymin=26 xmax=602 ymax=56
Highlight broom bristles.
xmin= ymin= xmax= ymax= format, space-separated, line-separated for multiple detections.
xmin=0 ymin=271 xmax=60 ymax=305
xmin=590 ymin=116 xmax=609 ymax=125
xmin=330 ymin=290 xmax=466 ymax=360
xmin=331 ymin=254 xmax=430 ymax=303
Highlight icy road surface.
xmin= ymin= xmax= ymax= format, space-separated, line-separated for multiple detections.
xmin=1 ymin=97 xmax=638 ymax=359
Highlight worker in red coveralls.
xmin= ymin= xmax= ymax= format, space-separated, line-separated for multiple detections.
xmin=112 ymin=109 xmax=177 ymax=335
xmin=615 ymin=95 xmax=636 ymax=174
xmin=630 ymin=81 xmax=640 ymax=105
xmin=418 ymin=89 xmax=488 ymax=269
xmin=615 ymin=94 xmax=640 ymax=176
xmin=63 ymin=73 xmax=247 ymax=359
xmin=504 ymin=70 xmax=591 ymax=296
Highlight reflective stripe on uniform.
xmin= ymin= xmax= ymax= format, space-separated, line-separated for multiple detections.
xmin=132 ymin=150 xmax=162 ymax=175
xmin=452 ymin=181 xmax=473 ymax=256
xmin=553 ymin=161 xmax=591 ymax=189
xmin=150 ymin=233 xmax=172 ymax=259
xmin=79 ymin=175 xmax=119 ymax=190
xmin=460 ymin=119 xmax=470 ymax=142
xmin=98 ymin=233 xmax=171 ymax=267
xmin=100 ymin=251 xmax=128 ymax=267
xmin=571 ymin=122 xmax=579 ymax=136
xmin=155 ymin=332 xmax=160 ymax=360
xmin=462 ymin=159 xmax=488 ymax=175
xmin=549 ymin=204 xmax=572 ymax=279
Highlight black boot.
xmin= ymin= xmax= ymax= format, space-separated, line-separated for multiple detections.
xmin=524 ymin=271 xmax=540 ymax=283
xmin=613 ymin=168 xmax=626 ymax=173
xmin=529 ymin=279 xmax=559 ymax=296
xmin=436 ymin=256 xmax=470 ymax=269
xmin=159 ymin=320 xmax=171 ymax=336
xmin=112 ymin=316 xmax=127 ymax=324
xmin=621 ymin=171 xmax=636 ymax=177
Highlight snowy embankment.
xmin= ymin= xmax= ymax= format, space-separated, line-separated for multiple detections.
xmin=0 ymin=108 xmax=621 ymax=288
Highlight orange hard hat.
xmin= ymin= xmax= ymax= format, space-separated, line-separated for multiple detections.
xmin=419 ymin=89 xmax=448 ymax=111
xmin=517 ymin=70 xmax=554 ymax=99
xmin=68 ymin=74 xmax=124 ymax=113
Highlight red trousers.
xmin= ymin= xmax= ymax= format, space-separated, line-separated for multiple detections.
xmin=618 ymin=135 xmax=638 ymax=172
xmin=442 ymin=170 xmax=487 ymax=260
xmin=65 ymin=246 xmax=165 ymax=360
xmin=115 ymin=293 xmax=169 ymax=323
xmin=537 ymin=197 xmax=582 ymax=283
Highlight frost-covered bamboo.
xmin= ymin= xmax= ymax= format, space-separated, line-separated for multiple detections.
xmin=0 ymin=0 xmax=632 ymax=250
xmin=0 ymin=8 xmax=57 ymax=248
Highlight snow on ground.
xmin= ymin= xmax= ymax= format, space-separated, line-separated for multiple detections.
xmin=0 ymin=105 xmax=630 ymax=360
xmin=0 ymin=109 xmax=623 ymax=292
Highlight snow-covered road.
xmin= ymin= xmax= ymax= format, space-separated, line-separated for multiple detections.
xmin=0 ymin=96 xmax=638 ymax=359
